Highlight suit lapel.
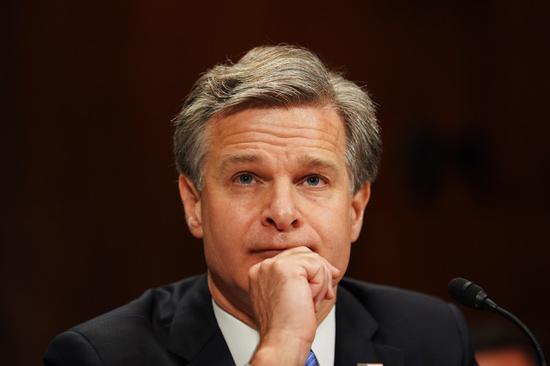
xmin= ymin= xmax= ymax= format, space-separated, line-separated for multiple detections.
xmin=167 ymin=275 xmax=235 ymax=365
xmin=165 ymin=276 xmax=404 ymax=366
xmin=335 ymin=286 xmax=404 ymax=366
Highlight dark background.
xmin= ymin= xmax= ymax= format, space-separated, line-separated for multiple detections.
xmin=3 ymin=1 xmax=549 ymax=364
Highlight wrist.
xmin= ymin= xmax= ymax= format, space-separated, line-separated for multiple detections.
xmin=250 ymin=331 xmax=312 ymax=366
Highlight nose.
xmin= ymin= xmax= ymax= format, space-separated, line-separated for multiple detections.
xmin=261 ymin=180 xmax=302 ymax=231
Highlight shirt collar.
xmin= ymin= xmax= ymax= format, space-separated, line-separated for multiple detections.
xmin=212 ymin=300 xmax=335 ymax=366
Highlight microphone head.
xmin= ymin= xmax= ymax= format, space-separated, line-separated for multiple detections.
xmin=448 ymin=277 xmax=490 ymax=310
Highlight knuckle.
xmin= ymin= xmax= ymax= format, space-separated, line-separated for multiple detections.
xmin=270 ymin=258 xmax=287 ymax=274
xmin=304 ymin=253 xmax=323 ymax=266
xmin=248 ymin=263 xmax=260 ymax=278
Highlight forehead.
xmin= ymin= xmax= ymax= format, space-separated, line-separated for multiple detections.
xmin=204 ymin=104 xmax=347 ymax=162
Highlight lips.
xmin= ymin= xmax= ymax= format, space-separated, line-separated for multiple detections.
xmin=252 ymin=249 xmax=285 ymax=259
xmin=250 ymin=242 xmax=314 ymax=259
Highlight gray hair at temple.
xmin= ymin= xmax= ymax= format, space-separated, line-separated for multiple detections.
xmin=173 ymin=45 xmax=382 ymax=193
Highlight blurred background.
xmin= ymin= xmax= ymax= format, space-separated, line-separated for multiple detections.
xmin=3 ymin=0 xmax=549 ymax=365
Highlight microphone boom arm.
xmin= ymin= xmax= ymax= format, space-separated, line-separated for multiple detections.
xmin=448 ymin=277 xmax=547 ymax=366
xmin=492 ymin=305 xmax=547 ymax=366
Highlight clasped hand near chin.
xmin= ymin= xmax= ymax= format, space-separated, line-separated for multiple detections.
xmin=248 ymin=246 xmax=340 ymax=366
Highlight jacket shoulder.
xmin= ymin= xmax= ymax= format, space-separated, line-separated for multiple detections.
xmin=340 ymin=277 xmax=462 ymax=330
xmin=339 ymin=277 xmax=476 ymax=365
xmin=72 ymin=275 xmax=201 ymax=333
xmin=340 ymin=277 xmax=453 ymax=316
xmin=43 ymin=275 xmax=204 ymax=366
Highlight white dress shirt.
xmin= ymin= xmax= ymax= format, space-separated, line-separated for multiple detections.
xmin=212 ymin=299 xmax=335 ymax=366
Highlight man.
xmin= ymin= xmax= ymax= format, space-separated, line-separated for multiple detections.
xmin=44 ymin=45 xmax=478 ymax=365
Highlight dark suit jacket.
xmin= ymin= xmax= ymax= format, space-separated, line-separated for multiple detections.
xmin=44 ymin=275 xmax=478 ymax=365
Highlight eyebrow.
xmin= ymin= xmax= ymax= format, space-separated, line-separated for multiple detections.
xmin=218 ymin=153 xmax=340 ymax=175
xmin=296 ymin=155 xmax=341 ymax=174
xmin=218 ymin=154 xmax=263 ymax=174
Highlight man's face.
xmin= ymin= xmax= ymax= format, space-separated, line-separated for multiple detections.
xmin=179 ymin=104 xmax=370 ymax=316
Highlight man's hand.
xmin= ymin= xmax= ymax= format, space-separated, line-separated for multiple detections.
xmin=248 ymin=246 xmax=340 ymax=366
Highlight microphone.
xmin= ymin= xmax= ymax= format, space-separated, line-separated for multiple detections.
xmin=448 ymin=277 xmax=547 ymax=366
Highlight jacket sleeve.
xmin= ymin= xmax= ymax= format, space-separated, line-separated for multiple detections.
xmin=43 ymin=330 xmax=104 ymax=366
xmin=448 ymin=303 xmax=479 ymax=366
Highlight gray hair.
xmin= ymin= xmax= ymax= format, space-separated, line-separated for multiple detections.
xmin=173 ymin=45 xmax=381 ymax=192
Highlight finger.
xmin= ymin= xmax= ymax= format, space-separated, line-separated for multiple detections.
xmin=326 ymin=263 xmax=335 ymax=300
xmin=315 ymin=261 xmax=335 ymax=310
xmin=328 ymin=262 xmax=340 ymax=278
xmin=271 ymin=250 xmax=336 ymax=307
xmin=317 ymin=264 xmax=330 ymax=310
xmin=277 ymin=246 xmax=312 ymax=257
xmin=315 ymin=257 xmax=338 ymax=299
xmin=307 ymin=262 xmax=327 ymax=310
xmin=310 ymin=257 xmax=337 ymax=301
xmin=294 ymin=253 xmax=334 ymax=298
xmin=324 ymin=261 xmax=332 ymax=300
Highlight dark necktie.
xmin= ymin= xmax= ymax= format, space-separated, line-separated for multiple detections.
xmin=304 ymin=350 xmax=319 ymax=366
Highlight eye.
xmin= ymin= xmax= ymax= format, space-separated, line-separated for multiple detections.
xmin=233 ymin=173 xmax=256 ymax=185
xmin=302 ymin=175 xmax=327 ymax=187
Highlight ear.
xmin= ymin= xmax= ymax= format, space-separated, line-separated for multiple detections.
xmin=350 ymin=182 xmax=371 ymax=242
xmin=178 ymin=175 xmax=204 ymax=239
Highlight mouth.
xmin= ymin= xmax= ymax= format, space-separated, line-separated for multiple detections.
xmin=251 ymin=249 xmax=285 ymax=259
xmin=250 ymin=243 xmax=314 ymax=259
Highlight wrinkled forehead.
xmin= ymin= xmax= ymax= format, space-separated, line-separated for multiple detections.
xmin=204 ymin=104 xmax=347 ymax=158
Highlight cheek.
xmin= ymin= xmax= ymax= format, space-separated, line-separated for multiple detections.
xmin=203 ymin=194 xmax=244 ymax=231
xmin=309 ymin=199 xmax=353 ymax=270
xmin=201 ymin=195 xmax=257 ymax=257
